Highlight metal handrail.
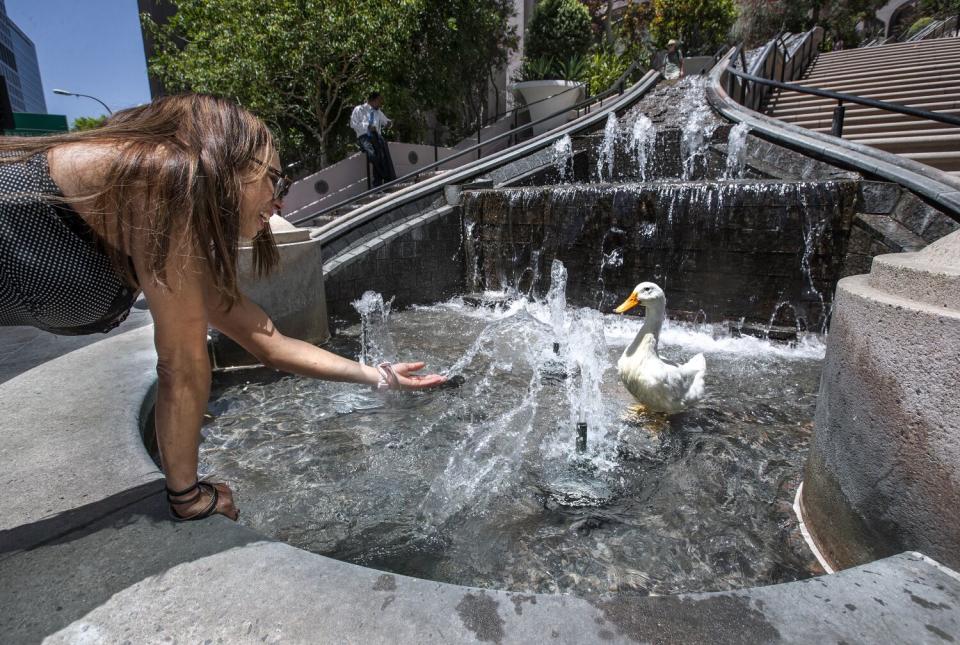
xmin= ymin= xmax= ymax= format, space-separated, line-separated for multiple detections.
xmin=726 ymin=67 xmax=960 ymax=134
xmin=707 ymin=45 xmax=960 ymax=223
xmin=291 ymin=61 xmax=640 ymax=226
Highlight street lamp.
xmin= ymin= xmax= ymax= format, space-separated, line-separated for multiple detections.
xmin=52 ymin=89 xmax=113 ymax=115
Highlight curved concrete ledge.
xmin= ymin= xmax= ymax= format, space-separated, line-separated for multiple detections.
xmin=2 ymin=324 xmax=959 ymax=642
xmin=802 ymin=231 xmax=960 ymax=571
xmin=706 ymin=48 xmax=960 ymax=221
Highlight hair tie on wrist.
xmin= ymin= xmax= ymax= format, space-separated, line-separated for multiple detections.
xmin=375 ymin=362 xmax=399 ymax=391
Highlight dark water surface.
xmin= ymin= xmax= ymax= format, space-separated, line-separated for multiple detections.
xmin=199 ymin=296 xmax=824 ymax=595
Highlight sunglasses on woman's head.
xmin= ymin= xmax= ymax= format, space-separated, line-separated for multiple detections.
xmin=251 ymin=158 xmax=292 ymax=201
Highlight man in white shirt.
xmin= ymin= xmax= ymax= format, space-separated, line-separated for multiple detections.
xmin=350 ymin=92 xmax=396 ymax=187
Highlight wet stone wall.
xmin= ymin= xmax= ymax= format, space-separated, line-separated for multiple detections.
xmin=462 ymin=180 xmax=860 ymax=329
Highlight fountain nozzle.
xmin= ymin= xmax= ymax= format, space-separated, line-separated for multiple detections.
xmin=576 ymin=422 xmax=588 ymax=453
xmin=553 ymin=341 xmax=560 ymax=354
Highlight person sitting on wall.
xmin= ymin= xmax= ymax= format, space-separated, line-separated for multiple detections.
xmin=350 ymin=91 xmax=397 ymax=188
xmin=653 ymin=39 xmax=685 ymax=80
xmin=0 ymin=93 xmax=446 ymax=522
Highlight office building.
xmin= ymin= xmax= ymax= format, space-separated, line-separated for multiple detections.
xmin=0 ymin=0 xmax=46 ymax=114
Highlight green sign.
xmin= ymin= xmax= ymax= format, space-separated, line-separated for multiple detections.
xmin=5 ymin=112 xmax=69 ymax=136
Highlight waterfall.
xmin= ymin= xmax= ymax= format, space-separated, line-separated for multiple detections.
xmin=724 ymin=122 xmax=750 ymax=179
xmin=628 ymin=114 xmax=655 ymax=181
xmin=679 ymin=78 xmax=719 ymax=180
xmin=552 ymin=134 xmax=573 ymax=182
xmin=596 ymin=113 xmax=619 ymax=181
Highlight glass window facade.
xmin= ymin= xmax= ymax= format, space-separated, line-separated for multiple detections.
xmin=0 ymin=0 xmax=46 ymax=114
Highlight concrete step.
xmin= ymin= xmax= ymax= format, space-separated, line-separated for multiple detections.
xmin=770 ymin=81 xmax=960 ymax=109
xmin=784 ymin=68 xmax=960 ymax=96
xmin=809 ymin=41 xmax=960 ymax=70
xmin=772 ymin=74 xmax=960 ymax=102
xmin=852 ymin=133 xmax=960 ymax=153
xmin=868 ymin=228 xmax=960 ymax=309
xmin=807 ymin=51 xmax=960 ymax=76
xmin=811 ymin=119 xmax=960 ymax=136
xmin=771 ymin=95 xmax=960 ymax=121
xmin=791 ymin=108 xmax=960 ymax=129
xmin=813 ymin=37 xmax=960 ymax=63
xmin=841 ymin=126 xmax=960 ymax=140
xmin=899 ymin=150 xmax=960 ymax=171
xmin=800 ymin=61 xmax=960 ymax=85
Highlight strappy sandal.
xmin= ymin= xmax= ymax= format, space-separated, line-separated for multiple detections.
xmin=166 ymin=480 xmax=223 ymax=521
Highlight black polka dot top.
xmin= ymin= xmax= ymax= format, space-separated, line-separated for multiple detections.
xmin=0 ymin=152 xmax=138 ymax=335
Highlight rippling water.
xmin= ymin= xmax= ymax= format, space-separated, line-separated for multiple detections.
xmin=199 ymin=295 xmax=824 ymax=595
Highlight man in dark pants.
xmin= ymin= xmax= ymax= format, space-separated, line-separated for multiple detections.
xmin=350 ymin=92 xmax=397 ymax=187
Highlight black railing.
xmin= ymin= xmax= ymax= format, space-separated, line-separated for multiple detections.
xmin=726 ymin=67 xmax=960 ymax=137
xmin=726 ymin=28 xmax=822 ymax=114
xmin=292 ymin=61 xmax=640 ymax=226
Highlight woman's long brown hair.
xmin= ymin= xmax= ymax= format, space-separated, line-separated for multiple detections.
xmin=0 ymin=93 xmax=280 ymax=308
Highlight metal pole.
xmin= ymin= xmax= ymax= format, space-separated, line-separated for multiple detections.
xmin=831 ymin=100 xmax=846 ymax=137
xmin=576 ymin=422 xmax=587 ymax=453
xmin=477 ymin=116 xmax=482 ymax=161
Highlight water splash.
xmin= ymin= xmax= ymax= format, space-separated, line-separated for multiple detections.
xmin=351 ymin=291 xmax=396 ymax=366
xmin=679 ymin=78 xmax=719 ymax=180
xmin=596 ymin=227 xmax=625 ymax=308
xmin=552 ymin=134 xmax=573 ymax=182
xmin=628 ymin=114 xmax=655 ymax=181
xmin=462 ymin=218 xmax=481 ymax=292
xmin=546 ymin=259 xmax=568 ymax=338
xmin=596 ymin=113 xmax=619 ymax=181
xmin=724 ymin=122 xmax=750 ymax=179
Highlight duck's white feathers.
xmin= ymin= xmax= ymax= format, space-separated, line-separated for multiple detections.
xmin=614 ymin=282 xmax=706 ymax=414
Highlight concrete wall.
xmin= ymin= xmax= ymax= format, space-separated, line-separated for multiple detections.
xmin=462 ymin=180 xmax=860 ymax=327
xmin=282 ymin=142 xmax=460 ymax=223
xmin=322 ymin=206 xmax=466 ymax=325
xmin=801 ymin=229 xmax=960 ymax=570
xmin=210 ymin=223 xmax=329 ymax=367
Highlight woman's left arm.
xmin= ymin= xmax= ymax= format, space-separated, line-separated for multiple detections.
xmin=205 ymin=283 xmax=445 ymax=389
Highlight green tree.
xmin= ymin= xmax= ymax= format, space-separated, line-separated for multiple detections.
xmin=649 ymin=0 xmax=737 ymax=55
xmin=919 ymin=0 xmax=960 ymax=16
xmin=145 ymin=0 xmax=418 ymax=168
xmin=399 ymin=0 xmax=517 ymax=142
xmin=733 ymin=0 xmax=890 ymax=47
xmin=144 ymin=0 xmax=516 ymax=169
xmin=71 ymin=115 xmax=108 ymax=131
xmin=525 ymin=0 xmax=594 ymax=63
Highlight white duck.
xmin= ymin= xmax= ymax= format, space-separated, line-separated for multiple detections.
xmin=614 ymin=282 xmax=706 ymax=414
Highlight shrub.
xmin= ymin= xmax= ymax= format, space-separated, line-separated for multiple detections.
xmin=649 ymin=0 xmax=737 ymax=56
xmin=905 ymin=15 xmax=935 ymax=37
xmin=585 ymin=50 xmax=630 ymax=94
xmin=525 ymin=0 xmax=593 ymax=63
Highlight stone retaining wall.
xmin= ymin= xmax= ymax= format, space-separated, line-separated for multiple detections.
xmin=462 ymin=180 xmax=859 ymax=328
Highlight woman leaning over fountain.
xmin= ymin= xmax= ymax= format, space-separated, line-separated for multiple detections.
xmin=0 ymin=93 xmax=445 ymax=521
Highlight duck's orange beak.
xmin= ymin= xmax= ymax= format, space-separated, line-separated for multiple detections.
xmin=615 ymin=292 xmax=640 ymax=313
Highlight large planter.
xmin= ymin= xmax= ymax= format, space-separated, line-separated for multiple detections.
xmin=508 ymin=79 xmax=585 ymax=137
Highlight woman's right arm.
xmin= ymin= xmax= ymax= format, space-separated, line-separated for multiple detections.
xmin=131 ymin=241 xmax=238 ymax=519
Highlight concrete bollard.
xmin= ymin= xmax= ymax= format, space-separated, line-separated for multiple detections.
xmin=800 ymin=229 xmax=960 ymax=570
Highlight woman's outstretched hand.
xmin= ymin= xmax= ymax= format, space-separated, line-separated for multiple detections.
xmin=390 ymin=361 xmax=447 ymax=390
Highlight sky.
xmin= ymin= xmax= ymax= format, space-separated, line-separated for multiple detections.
xmin=6 ymin=0 xmax=152 ymax=126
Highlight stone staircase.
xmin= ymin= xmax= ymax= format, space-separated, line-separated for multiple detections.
xmin=767 ymin=36 xmax=960 ymax=177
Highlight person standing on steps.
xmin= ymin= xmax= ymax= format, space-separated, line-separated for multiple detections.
xmin=350 ymin=91 xmax=397 ymax=188
xmin=653 ymin=39 xmax=685 ymax=80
